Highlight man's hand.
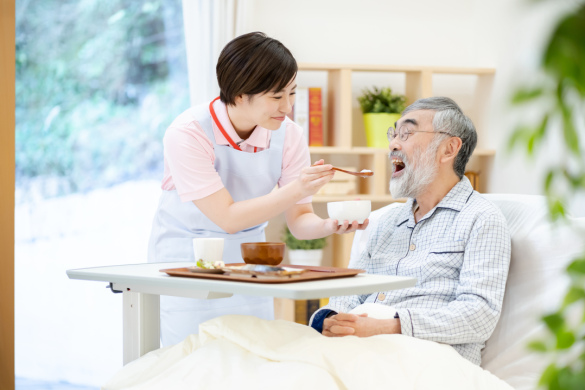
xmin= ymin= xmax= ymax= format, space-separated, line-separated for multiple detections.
xmin=322 ymin=312 xmax=401 ymax=338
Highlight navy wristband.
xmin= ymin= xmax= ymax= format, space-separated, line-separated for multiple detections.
xmin=310 ymin=309 xmax=337 ymax=333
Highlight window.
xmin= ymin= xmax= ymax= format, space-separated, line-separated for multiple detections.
xmin=15 ymin=1 xmax=189 ymax=387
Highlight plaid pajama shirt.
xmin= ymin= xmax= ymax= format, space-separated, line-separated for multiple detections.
xmin=312 ymin=177 xmax=511 ymax=365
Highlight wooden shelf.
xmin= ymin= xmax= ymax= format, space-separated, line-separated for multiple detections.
xmin=269 ymin=62 xmax=496 ymax=305
xmin=471 ymin=148 xmax=496 ymax=157
xmin=310 ymin=146 xmax=496 ymax=157
xmin=309 ymin=146 xmax=387 ymax=154
xmin=298 ymin=63 xmax=496 ymax=75
xmin=312 ymin=195 xmax=406 ymax=203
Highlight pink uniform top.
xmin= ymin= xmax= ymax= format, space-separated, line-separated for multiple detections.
xmin=161 ymin=99 xmax=312 ymax=204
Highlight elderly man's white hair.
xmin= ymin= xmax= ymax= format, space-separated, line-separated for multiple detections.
xmin=402 ymin=97 xmax=477 ymax=178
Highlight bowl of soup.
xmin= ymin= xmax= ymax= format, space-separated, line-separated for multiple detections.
xmin=241 ymin=242 xmax=286 ymax=266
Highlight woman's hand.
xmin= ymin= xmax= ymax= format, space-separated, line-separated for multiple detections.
xmin=322 ymin=218 xmax=370 ymax=235
xmin=296 ymin=159 xmax=335 ymax=198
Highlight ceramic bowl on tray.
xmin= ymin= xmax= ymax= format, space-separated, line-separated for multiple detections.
xmin=241 ymin=242 xmax=285 ymax=266
xmin=327 ymin=200 xmax=371 ymax=225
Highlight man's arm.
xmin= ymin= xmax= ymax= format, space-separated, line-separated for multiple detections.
xmin=322 ymin=212 xmax=510 ymax=342
xmin=322 ymin=313 xmax=401 ymax=337
xmin=395 ymin=212 xmax=511 ymax=345
xmin=309 ymin=220 xmax=383 ymax=332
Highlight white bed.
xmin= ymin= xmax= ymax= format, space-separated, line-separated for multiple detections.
xmin=103 ymin=194 xmax=585 ymax=390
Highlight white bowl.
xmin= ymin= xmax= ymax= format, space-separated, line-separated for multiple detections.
xmin=327 ymin=200 xmax=371 ymax=225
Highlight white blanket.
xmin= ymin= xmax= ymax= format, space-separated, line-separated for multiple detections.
xmin=104 ymin=307 xmax=513 ymax=390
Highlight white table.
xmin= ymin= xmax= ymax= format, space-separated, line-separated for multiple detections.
xmin=67 ymin=262 xmax=417 ymax=364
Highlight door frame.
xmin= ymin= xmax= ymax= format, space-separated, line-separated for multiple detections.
xmin=1 ymin=0 xmax=16 ymax=389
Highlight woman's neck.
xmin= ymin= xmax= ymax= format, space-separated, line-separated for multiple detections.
xmin=226 ymin=104 xmax=256 ymax=140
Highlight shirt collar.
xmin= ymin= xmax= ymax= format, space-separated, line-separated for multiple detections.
xmin=395 ymin=176 xmax=474 ymax=227
xmin=211 ymin=99 xmax=271 ymax=148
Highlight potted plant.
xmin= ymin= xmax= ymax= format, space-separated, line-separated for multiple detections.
xmin=282 ymin=226 xmax=327 ymax=266
xmin=357 ymin=86 xmax=407 ymax=148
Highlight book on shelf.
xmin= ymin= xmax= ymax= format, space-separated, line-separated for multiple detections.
xmin=308 ymin=87 xmax=323 ymax=146
xmin=293 ymin=87 xmax=309 ymax=144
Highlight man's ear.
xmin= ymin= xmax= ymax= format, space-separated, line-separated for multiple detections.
xmin=440 ymin=137 xmax=463 ymax=164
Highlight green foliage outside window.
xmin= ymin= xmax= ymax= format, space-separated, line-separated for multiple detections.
xmin=16 ymin=0 xmax=189 ymax=195
xmin=508 ymin=2 xmax=585 ymax=389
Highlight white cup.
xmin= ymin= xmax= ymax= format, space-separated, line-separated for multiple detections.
xmin=193 ymin=238 xmax=224 ymax=262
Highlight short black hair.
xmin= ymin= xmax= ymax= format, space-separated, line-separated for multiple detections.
xmin=216 ymin=32 xmax=297 ymax=105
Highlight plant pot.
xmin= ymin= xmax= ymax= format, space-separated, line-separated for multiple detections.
xmin=363 ymin=113 xmax=401 ymax=148
xmin=288 ymin=249 xmax=323 ymax=267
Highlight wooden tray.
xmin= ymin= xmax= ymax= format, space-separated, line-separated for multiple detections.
xmin=160 ymin=263 xmax=365 ymax=284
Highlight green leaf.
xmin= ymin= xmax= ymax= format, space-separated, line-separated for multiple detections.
xmin=507 ymin=126 xmax=531 ymax=153
xmin=561 ymin=104 xmax=580 ymax=155
xmin=548 ymin=198 xmax=566 ymax=221
xmin=562 ymin=169 xmax=585 ymax=190
xmin=543 ymin=5 xmax=585 ymax=98
xmin=567 ymin=257 xmax=585 ymax=275
xmin=358 ymin=86 xmax=406 ymax=114
xmin=536 ymin=113 xmax=549 ymax=139
xmin=539 ymin=363 xmax=559 ymax=389
xmin=528 ymin=340 xmax=548 ymax=352
xmin=543 ymin=313 xmax=564 ymax=333
xmin=544 ymin=169 xmax=556 ymax=194
xmin=511 ymin=87 xmax=544 ymax=104
xmin=556 ymin=330 xmax=576 ymax=349
xmin=562 ymin=286 xmax=585 ymax=308
xmin=282 ymin=226 xmax=327 ymax=250
xmin=557 ymin=366 xmax=585 ymax=390
xmin=546 ymin=198 xmax=566 ymax=221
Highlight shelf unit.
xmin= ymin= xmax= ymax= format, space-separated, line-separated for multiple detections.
xmin=267 ymin=63 xmax=497 ymax=269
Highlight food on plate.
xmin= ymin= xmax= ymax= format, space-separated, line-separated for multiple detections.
xmin=196 ymin=259 xmax=225 ymax=269
xmin=221 ymin=264 xmax=307 ymax=278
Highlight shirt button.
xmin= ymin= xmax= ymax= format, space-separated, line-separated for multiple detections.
xmin=378 ymin=293 xmax=386 ymax=301
xmin=409 ymin=244 xmax=416 ymax=251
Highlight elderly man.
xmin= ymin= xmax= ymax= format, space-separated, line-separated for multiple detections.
xmin=309 ymin=97 xmax=511 ymax=365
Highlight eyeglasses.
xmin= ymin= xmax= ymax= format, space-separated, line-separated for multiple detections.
xmin=387 ymin=125 xmax=453 ymax=142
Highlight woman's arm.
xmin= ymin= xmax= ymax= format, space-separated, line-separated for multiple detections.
xmin=284 ymin=203 xmax=369 ymax=240
xmin=192 ymin=163 xmax=334 ymax=234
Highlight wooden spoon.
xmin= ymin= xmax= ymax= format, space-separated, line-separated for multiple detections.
xmin=313 ymin=165 xmax=374 ymax=177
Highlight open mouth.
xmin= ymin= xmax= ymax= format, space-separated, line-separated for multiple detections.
xmin=391 ymin=158 xmax=406 ymax=174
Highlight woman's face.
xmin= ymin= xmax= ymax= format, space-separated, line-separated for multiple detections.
xmin=239 ymin=77 xmax=297 ymax=130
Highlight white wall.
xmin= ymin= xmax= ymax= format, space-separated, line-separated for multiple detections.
xmin=243 ymin=0 xmax=584 ymax=215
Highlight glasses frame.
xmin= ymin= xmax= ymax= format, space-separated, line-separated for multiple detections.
xmin=387 ymin=125 xmax=453 ymax=142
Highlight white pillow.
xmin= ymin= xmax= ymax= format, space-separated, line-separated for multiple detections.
xmin=481 ymin=194 xmax=585 ymax=390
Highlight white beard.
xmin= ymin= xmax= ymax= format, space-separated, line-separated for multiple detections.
xmin=389 ymin=141 xmax=440 ymax=199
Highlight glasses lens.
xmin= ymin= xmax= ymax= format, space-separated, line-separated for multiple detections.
xmin=387 ymin=127 xmax=395 ymax=141
xmin=399 ymin=126 xmax=409 ymax=141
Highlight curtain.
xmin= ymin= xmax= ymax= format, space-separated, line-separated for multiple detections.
xmin=181 ymin=0 xmax=250 ymax=106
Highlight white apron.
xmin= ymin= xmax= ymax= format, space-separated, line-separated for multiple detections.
xmin=147 ymin=102 xmax=285 ymax=346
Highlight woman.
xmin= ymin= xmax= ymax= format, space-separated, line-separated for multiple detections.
xmin=148 ymin=32 xmax=367 ymax=346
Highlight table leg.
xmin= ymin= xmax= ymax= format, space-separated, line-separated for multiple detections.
xmin=123 ymin=291 xmax=160 ymax=365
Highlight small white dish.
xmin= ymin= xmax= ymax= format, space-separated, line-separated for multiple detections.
xmin=327 ymin=200 xmax=371 ymax=225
